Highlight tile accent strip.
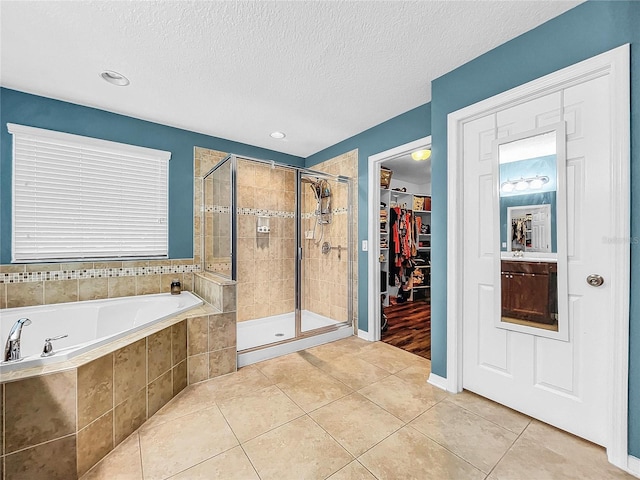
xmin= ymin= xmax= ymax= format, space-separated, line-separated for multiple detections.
xmin=1 ymin=264 xmax=201 ymax=284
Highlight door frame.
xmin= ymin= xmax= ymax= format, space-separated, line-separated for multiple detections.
xmin=365 ymin=136 xmax=431 ymax=341
xmin=446 ymin=45 xmax=630 ymax=469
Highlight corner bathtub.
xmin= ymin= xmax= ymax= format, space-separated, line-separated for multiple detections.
xmin=0 ymin=292 xmax=203 ymax=373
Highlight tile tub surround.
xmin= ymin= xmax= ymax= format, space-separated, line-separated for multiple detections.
xmin=1 ymin=296 xmax=238 ymax=479
xmin=191 ymin=272 xmax=238 ymax=383
xmin=0 ymin=259 xmax=199 ymax=309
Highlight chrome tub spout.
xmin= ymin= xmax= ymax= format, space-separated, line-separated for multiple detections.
xmin=3 ymin=318 xmax=32 ymax=363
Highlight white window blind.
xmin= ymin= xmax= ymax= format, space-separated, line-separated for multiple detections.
xmin=8 ymin=123 xmax=171 ymax=262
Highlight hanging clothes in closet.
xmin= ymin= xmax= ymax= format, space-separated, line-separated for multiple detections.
xmin=388 ymin=205 xmax=417 ymax=302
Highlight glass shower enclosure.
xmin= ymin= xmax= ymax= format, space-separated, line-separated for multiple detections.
xmin=202 ymin=155 xmax=354 ymax=365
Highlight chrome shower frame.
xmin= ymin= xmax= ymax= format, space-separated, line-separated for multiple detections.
xmin=202 ymin=154 xmax=355 ymax=355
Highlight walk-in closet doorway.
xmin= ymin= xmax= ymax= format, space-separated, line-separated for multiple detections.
xmin=367 ymin=137 xmax=432 ymax=359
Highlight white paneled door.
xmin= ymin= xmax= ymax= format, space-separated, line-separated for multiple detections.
xmin=460 ymin=71 xmax=619 ymax=446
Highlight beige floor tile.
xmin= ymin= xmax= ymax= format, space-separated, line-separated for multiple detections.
xmin=394 ymin=360 xmax=432 ymax=385
xmin=169 ymin=446 xmax=259 ymax=479
xmin=491 ymin=435 xmax=631 ymax=480
xmin=198 ymin=364 xmax=273 ymax=402
xmin=255 ymin=351 xmax=323 ymax=384
xmin=81 ymin=433 xmax=142 ymax=480
xmin=243 ymin=415 xmax=353 ymax=480
xmin=509 ymin=421 xmax=636 ymax=479
xmin=313 ymin=354 xmax=391 ymax=390
xmin=445 ymin=390 xmax=531 ymax=434
xmin=358 ymin=426 xmax=485 ymax=480
xmin=356 ymin=341 xmax=426 ymax=373
xmin=141 ymin=382 xmax=218 ymax=431
xmin=358 ymin=373 xmax=447 ymax=422
xmin=218 ymin=385 xmax=305 ymax=442
xmin=410 ymin=401 xmax=517 ymax=473
xmin=139 ymin=405 xmax=238 ymax=479
xmin=310 ymin=392 xmax=404 ymax=456
xmin=327 ymin=460 xmax=377 ymax=480
xmin=276 ymin=367 xmax=353 ymax=412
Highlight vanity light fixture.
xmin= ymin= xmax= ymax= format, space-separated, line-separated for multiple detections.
xmin=100 ymin=70 xmax=130 ymax=86
xmin=411 ymin=149 xmax=432 ymax=161
xmin=501 ymin=175 xmax=549 ymax=193
xmin=270 ymin=131 xmax=286 ymax=139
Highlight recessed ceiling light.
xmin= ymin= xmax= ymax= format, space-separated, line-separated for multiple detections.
xmin=100 ymin=70 xmax=130 ymax=86
xmin=270 ymin=131 xmax=286 ymax=139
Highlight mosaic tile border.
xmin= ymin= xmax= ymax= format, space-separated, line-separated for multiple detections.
xmin=204 ymin=205 xmax=349 ymax=219
xmin=1 ymin=264 xmax=201 ymax=284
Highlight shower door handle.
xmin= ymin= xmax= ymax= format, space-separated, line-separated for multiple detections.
xmin=298 ymin=247 xmax=303 ymax=261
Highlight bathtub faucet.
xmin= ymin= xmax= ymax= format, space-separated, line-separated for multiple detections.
xmin=3 ymin=318 xmax=32 ymax=363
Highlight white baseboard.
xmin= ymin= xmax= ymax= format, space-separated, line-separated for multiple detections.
xmin=626 ymin=455 xmax=640 ymax=478
xmin=358 ymin=329 xmax=374 ymax=341
xmin=428 ymin=372 xmax=448 ymax=391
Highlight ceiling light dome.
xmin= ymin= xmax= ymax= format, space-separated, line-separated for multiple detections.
xmin=270 ymin=131 xmax=286 ymax=139
xmin=411 ymin=149 xmax=431 ymax=161
xmin=100 ymin=70 xmax=130 ymax=86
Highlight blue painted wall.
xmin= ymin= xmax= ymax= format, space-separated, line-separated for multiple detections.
xmin=305 ymin=103 xmax=431 ymax=331
xmin=429 ymin=1 xmax=640 ymax=456
xmin=0 ymin=88 xmax=304 ymax=263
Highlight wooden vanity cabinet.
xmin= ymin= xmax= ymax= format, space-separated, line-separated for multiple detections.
xmin=501 ymin=260 xmax=557 ymax=324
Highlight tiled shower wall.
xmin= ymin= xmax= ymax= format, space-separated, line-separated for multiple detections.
xmin=303 ymin=150 xmax=358 ymax=325
xmin=235 ymin=159 xmax=296 ymax=322
xmin=195 ymin=148 xmax=358 ymax=326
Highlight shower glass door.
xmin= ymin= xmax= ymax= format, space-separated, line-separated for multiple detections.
xmin=234 ymin=158 xmax=297 ymax=350
xmin=299 ymin=170 xmax=353 ymax=334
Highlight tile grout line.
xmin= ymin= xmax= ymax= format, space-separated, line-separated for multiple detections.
xmin=485 ymin=418 xmax=533 ymax=478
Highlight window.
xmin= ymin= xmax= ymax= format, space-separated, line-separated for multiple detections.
xmin=8 ymin=123 xmax=171 ymax=262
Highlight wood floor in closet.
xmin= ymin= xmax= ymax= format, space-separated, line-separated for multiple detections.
xmin=382 ymin=299 xmax=431 ymax=360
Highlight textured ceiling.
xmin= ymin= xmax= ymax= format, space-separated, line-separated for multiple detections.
xmin=0 ymin=1 xmax=582 ymax=157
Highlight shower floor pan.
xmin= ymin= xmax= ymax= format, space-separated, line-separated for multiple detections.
xmin=237 ymin=310 xmax=353 ymax=367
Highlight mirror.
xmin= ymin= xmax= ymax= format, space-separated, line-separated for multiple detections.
xmin=494 ymin=125 xmax=568 ymax=339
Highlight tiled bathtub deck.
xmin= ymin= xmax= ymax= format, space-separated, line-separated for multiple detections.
xmin=81 ymin=337 xmax=632 ymax=480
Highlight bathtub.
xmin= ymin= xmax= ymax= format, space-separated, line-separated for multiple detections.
xmin=0 ymin=292 xmax=203 ymax=373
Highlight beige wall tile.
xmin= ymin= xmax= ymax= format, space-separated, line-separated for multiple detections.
xmin=78 ymin=354 xmax=114 ymax=430
xmin=188 ymin=354 xmax=209 ymax=384
xmin=171 ymin=320 xmax=187 ymax=366
xmin=95 ymin=261 xmax=123 ymax=269
xmin=222 ymin=284 xmax=236 ymax=312
xmin=0 ymin=264 xmax=26 ymax=273
xmin=0 ymin=283 xmax=6 ymax=309
xmin=147 ymin=326 xmax=172 ymax=383
xmin=60 ymin=261 xmax=94 ymax=270
xmin=5 ymin=435 xmax=77 ymax=480
xmin=208 ymin=347 xmax=236 ymax=378
xmin=5 ymin=370 xmax=76 ymax=453
xmin=109 ymin=276 xmax=135 ymax=298
xmin=44 ymin=279 xmax=78 ymax=304
xmin=114 ymin=387 xmax=147 ymax=445
xmin=208 ymin=313 xmax=236 ymax=352
xmin=187 ymin=316 xmax=208 ymax=356
xmin=182 ymin=273 xmax=194 ymax=292
xmin=114 ymin=339 xmax=147 ymax=405
xmin=79 ymin=277 xmax=109 ymax=301
xmin=26 ymin=263 xmax=60 ymax=272
xmin=6 ymin=281 xmax=43 ymax=308
xmin=148 ymin=370 xmax=173 ymax=417
xmin=77 ymin=411 xmax=114 ymax=477
xmin=172 ymin=360 xmax=188 ymax=396
xmin=136 ymin=274 xmax=161 ymax=295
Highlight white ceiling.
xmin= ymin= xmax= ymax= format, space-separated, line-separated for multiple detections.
xmin=0 ymin=1 xmax=582 ymax=158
